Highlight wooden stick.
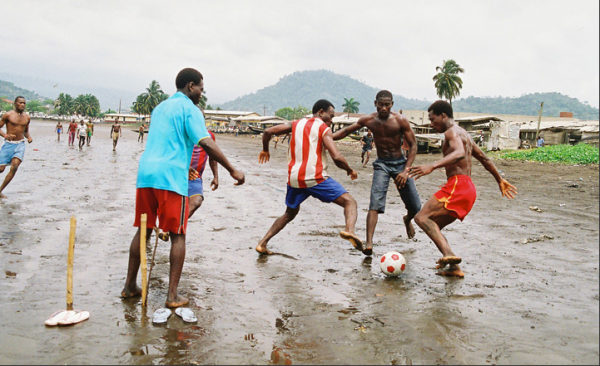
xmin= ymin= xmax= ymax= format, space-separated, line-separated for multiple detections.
xmin=140 ymin=214 xmax=148 ymax=307
xmin=146 ymin=228 xmax=160 ymax=293
xmin=66 ymin=216 xmax=76 ymax=311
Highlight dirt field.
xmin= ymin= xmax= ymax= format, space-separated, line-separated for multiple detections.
xmin=0 ymin=120 xmax=598 ymax=364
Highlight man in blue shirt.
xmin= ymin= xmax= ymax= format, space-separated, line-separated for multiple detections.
xmin=122 ymin=68 xmax=245 ymax=308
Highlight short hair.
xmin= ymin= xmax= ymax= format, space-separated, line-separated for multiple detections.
xmin=312 ymin=99 xmax=334 ymax=114
xmin=375 ymin=90 xmax=393 ymax=101
xmin=428 ymin=100 xmax=454 ymax=118
xmin=14 ymin=96 xmax=25 ymax=102
xmin=176 ymin=68 xmax=203 ymax=89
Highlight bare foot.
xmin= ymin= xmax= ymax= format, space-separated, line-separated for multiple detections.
xmin=362 ymin=242 xmax=373 ymax=256
xmin=436 ymin=256 xmax=462 ymax=269
xmin=121 ymin=286 xmax=142 ymax=298
xmin=165 ymin=295 xmax=189 ymax=308
xmin=436 ymin=267 xmax=465 ymax=278
xmin=255 ymin=243 xmax=273 ymax=255
xmin=403 ymin=215 xmax=415 ymax=239
xmin=340 ymin=231 xmax=363 ymax=251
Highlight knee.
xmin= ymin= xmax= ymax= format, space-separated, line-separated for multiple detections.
xmin=285 ymin=207 xmax=300 ymax=220
xmin=414 ymin=212 xmax=426 ymax=228
xmin=10 ymin=164 xmax=19 ymax=173
xmin=0 ymin=166 xmax=5 ymax=173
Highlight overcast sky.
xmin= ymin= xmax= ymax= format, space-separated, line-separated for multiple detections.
xmin=2 ymin=0 xmax=598 ymax=108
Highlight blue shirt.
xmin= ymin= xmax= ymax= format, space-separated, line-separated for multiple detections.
xmin=137 ymin=91 xmax=210 ymax=196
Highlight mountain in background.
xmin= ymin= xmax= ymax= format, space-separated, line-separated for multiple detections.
xmin=217 ymin=70 xmax=599 ymax=120
xmin=0 ymin=72 xmax=136 ymax=111
xmin=216 ymin=70 xmax=430 ymax=114
xmin=0 ymin=80 xmax=47 ymax=102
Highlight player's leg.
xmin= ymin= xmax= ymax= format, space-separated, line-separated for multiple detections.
xmin=166 ymin=232 xmax=188 ymax=307
xmin=122 ymin=227 xmax=154 ymax=297
xmin=396 ymin=173 xmax=422 ymax=239
xmin=333 ymin=192 xmax=363 ymax=251
xmin=364 ymin=161 xmax=390 ymax=255
xmin=188 ymin=195 xmax=204 ymax=219
xmin=363 ymin=150 xmax=371 ymax=167
xmin=0 ymin=157 xmax=22 ymax=198
xmin=256 ymin=206 xmax=300 ymax=255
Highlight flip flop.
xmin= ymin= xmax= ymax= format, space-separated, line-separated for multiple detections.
xmin=340 ymin=231 xmax=363 ymax=251
xmin=45 ymin=310 xmax=90 ymax=326
xmin=175 ymin=307 xmax=198 ymax=323
xmin=152 ymin=308 xmax=172 ymax=324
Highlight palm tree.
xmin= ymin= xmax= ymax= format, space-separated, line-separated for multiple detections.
xmin=199 ymin=90 xmax=208 ymax=110
xmin=433 ymin=59 xmax=465 ymax=106
xmin=54 ymin=93 xmax=74 ymax=117
xmin=132 ymin=80 xmax=169 ymax=116
xmin=342 ymin=97 xmax=360 ymax=114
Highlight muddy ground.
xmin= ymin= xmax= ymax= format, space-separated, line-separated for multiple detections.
xmin=0 ymin=120 xmax=598 ymax=365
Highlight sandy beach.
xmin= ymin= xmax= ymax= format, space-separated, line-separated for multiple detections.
xmin=0 ymin=120 xmax=598 ymax=364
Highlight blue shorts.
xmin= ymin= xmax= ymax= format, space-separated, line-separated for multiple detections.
xmin=0 ymin=141 xmax=26 ymax=166
xmin=370 ymin=157 xmax=421 ymax=214
xmin=286 ymin=178 xmax=347 ymax=209
xmin=188 ymin=178 xmax=204 ymax=197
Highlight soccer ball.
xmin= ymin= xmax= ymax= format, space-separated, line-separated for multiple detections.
xmin=379 ymin=251 xmax=406 ymax=277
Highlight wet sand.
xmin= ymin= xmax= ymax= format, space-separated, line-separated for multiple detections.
xmin=0 ymin=120 xmax=598 ymax=364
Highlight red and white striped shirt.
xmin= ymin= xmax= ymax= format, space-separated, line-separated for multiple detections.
xmin=287 ymin=117 xmax=331 ymax=188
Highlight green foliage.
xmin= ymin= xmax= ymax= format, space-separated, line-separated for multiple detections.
xmin=342 ymin=97 xmax=360 ymax=113
xmin=132 ymin=80 xmax=169 ymax=115
xmin=54 ymin=93 xmax=101 ymax=117
xmin=498 ymin=144 xmax=599 ymax=165
xmin=275 ymin=105 xmax=310 ymax=120
xmin=54 ymin=93 xmax=74 ymax=116
xmin=0 ymin=80 xmax=45 ymax=102
xmin=454 ymin=92 xmax=600 ymax=120
xmin=218 ymin=70 xmax=429 ymax=114
xmin=433 ymin=59 xmax=464 ymax=106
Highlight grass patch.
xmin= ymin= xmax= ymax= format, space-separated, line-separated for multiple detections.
xmin=496 ymin=144 xmax=599 ymax=165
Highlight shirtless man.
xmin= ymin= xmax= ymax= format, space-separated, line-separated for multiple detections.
xmin=86 ymin=119 xmax=94 ymax=146
xmin=360 ymin=131 xmax=374 ymax=167
xmin=68 ymin=119 xmax=77 ymax=146
xmin=256 ymin=99 xmax=362 ymax=255
xmin=55 ymin=121 xmax=63 ymax=141
xmin=409 ymin=101 xmax=517 ymax=277
xmin=111 ymin=118 xmax=122 ymax=151
xmin=138 ymin=123 xmax=146 ymax=143
xmin=333 ymin=90 xmax=421 ymax=256
xmin=0 ymin=96 xmax=33 ymax=199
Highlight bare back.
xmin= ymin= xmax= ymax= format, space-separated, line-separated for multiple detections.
xmin=360 ymin=112 xmax=413 ymax=159
xmin=0 ymin=111 xmax=31 ymax=141
xmin=441 ymin=124 xmax=474 ymax=178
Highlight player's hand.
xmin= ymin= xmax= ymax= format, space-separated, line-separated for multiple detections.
xmin=188 ymin=167 xmax=199 ymax=181
xmin=211 ymin=178 xmax=219 ymax=191
xmin=499 ymin=179 xmax=517 ymax=199
xmin=348 ymin=169 xmax=358 ymax=180
xmin=408 ymin=165 xmax=434 ymax=180
xmin=231 ymin=169 xmax=245 ymax=186
xmin=394 ymin=171 xmax=409 ymax=188
xmin=27 ymin=137 xmax=33 ymax=144
xmin=258 ymin=151 xmax=270 ymax=164
xmin=5 ymin=134 xmax=16 ymax=141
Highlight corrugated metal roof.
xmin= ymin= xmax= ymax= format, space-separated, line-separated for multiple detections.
xmin=455 ymin=116 xmax=504 ymax=123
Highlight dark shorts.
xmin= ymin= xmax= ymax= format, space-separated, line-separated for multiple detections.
xmin=134 ymin=188 xmax=189 ymax=234
xmin=286 ymin=178 xmax=347 ymax=209
xmin=369 ymin=157 xmax=421 ymax=214
xmin=362 ymin=146 xmax=372 ymax=153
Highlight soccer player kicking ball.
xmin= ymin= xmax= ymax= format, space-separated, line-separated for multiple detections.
xmin=409 ymin=101 xmax=517 ymax=278
xmin=256 ymin=99 xmax=362 ymax=255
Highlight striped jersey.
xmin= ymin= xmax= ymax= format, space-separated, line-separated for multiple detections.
xmin=190 ymin=131 xmax=216 ymax=179
xmin=288 ymin=117 xmax=331 ymax=188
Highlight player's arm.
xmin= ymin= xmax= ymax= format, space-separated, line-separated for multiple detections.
xmin=409 ymin=129 xmax=465 ymax=179
xmin=394 ymin=116 xmax=417 ymax=187
xmin=24 ymin=117 xmax=32 ymax=143
xmin=259 ymin=123 xmax=292 ymax=164
xmin=199 ymin=137 xmax=244 ymax=186
xmin=0 ymin=114 xmax=16 ymax=141
xmin=472 ymin=142 xmax=517 ymax=199
xmin=323 ymin=129 xmax=357 ymax=180
xmin=209 ymin=157 xmax=219 ymax=191
xmin=332 ymin=117 xmax=367 ymax=141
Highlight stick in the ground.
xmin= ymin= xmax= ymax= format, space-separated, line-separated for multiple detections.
xmin=140 ymin=214 xmax=148 ymax=307
xmin=66 ymin=216 xmax=76 ymax=311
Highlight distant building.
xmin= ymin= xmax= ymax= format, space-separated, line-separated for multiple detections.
xmin=103 ymin=113 xmax=150 ymax=123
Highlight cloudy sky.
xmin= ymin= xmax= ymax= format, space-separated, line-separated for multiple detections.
xmin=2 ymin=0 xmax=598 ymax=108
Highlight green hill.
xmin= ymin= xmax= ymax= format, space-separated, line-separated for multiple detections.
xmin=217 ymin=70 xmax=429 ymax=114
xmin=453 ymin=93 xmax=599 ymax=120
xmin=0 ymin=80 xmax=46 ymax=102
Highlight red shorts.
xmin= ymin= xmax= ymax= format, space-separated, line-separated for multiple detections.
xmin=434 ymin=175 xmax=477 ymax=221
xmin=134 ymin=188 xmax=189 ymax=234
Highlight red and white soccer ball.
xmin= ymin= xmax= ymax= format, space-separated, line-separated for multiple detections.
xmin=379 ymin=251 xmax=406 ymax=277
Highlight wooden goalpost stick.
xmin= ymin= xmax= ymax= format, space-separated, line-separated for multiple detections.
xmin=140 ymin=214 xmax=148 ymax=307
xmin=66 ymin=216 xmax=76 ymax=311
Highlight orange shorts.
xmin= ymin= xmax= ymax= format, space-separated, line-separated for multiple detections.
xmin=134 ymin=188 xmax=189 ymax=234
xmin=434 ymin=175 xmax=477 ymax=221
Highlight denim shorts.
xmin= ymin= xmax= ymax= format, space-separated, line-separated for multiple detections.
xmin=369 ymin=157 xmax=421 ymax=214
xmin=0 ymin=141 xmax=26 ymax=166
